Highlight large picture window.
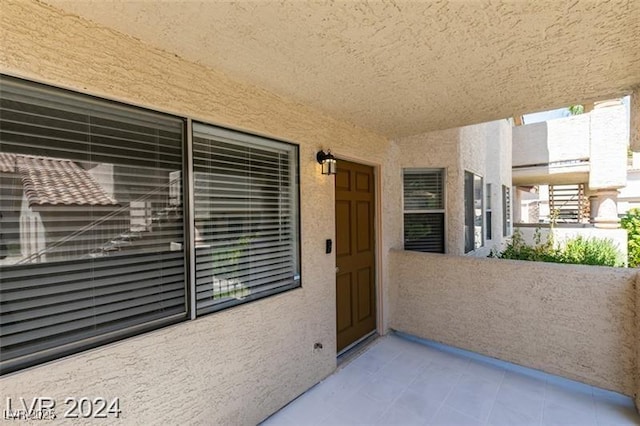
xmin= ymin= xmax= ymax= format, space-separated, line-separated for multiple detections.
xmin=402 ymin=169 xmax=445 ymax=253
xmin=0 ymin=76 xmax=187 ymax=373
xmin=0 ymin=76 xmax=302 ymax=374
xmin=192 ymin=124 xmax=300 ymax=315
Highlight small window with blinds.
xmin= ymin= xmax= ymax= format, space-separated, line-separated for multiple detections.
xmin=0 ymin=76 xmax=187 ymax=374
xmin=402 ymin=169 xmax=445 ymax=253
xmin=192 ymin=123 xmax=300 ymax=315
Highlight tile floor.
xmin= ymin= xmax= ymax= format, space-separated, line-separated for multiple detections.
xmin=262 ymin=333 xmax=640 ymax=426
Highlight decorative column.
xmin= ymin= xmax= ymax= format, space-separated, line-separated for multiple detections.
xmin=591 ymin=189 xmax=620 ymax=229
xmin=588 ymin=99 xmax=627 ymax=228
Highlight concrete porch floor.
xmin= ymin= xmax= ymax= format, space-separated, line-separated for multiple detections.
xmin=262 ymin=333 xmax=640 ymax=426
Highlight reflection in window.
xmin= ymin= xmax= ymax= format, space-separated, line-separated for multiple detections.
xmin=0 ymin=76 xmax=186 ymax=374
xmin=192 ymin=123 xmax=300 ymax=315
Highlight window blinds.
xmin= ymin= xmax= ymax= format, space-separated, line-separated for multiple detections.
xmin=403 ymin=169 xmax=445 ymax=253
xmin=192 ymin=123 xmax=300 ymax=315
xmin=0 ymin=76 xmax=187 ymax=373
xmin=403 ymin=170 xmax=444 ymax=210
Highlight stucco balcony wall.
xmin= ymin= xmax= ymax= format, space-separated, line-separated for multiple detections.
xmin=512 ymin=115 xmax=591 ymax=186
xmin=513 ymin=115 xmax=591 ymax=168
xmin=389 ymin=249 xmax=638 ymax=400
xmin=512 ymin=104 xmax=629 ymax=189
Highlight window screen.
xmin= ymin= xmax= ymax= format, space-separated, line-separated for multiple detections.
xmin=0 ymin=76 xmax=186 ymax=373
xmin=192 ymin=123 xmax=300 ymax=315
xmin=403 ymin=169 xmax=445 ymax=253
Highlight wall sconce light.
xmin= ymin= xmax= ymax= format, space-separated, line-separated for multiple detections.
xmin=316 ymin=150 xmax=337 ymax=175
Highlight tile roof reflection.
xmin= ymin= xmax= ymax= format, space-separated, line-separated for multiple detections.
xmin=0 ymin=153 xmax=16 ymax=173
xmin=0 ymin=152 xmax=118 ymax=206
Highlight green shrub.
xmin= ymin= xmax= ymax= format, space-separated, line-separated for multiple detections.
xmin=621 ymin=208 xmax=640 ymax=267
xmin=493 ymin=229 xmax=624 ymax=267
xmin=559 ymin=236 xmax=624 ymax=267
xmin=493 ymin=228 xmax=559 ymax=262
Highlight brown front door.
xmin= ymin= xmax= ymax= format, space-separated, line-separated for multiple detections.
xmin=335 ymin=159 xmax=376 ymax=352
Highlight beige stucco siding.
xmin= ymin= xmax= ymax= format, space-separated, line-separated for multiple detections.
xmin=391 ymin=128 xmax=462 ymax=254
xmin=512 ymin=115 xmax=591 ymax=168
xmin=40 ymin=0 xmax=640 ymax=138
xmin=459 ymin=120 xmax=513 ymax=256
xmin=2 ymin=0 xmax=639 ymax=421
xmin=390 ymin=250 xmax=638 ymax=396
xmin=392 ymin=120 xmax=513 ymax=256
xmin=0 ymin=1 xmax=392 ymax=425
xmin=589 ymin=102 xmax=629 ymax=190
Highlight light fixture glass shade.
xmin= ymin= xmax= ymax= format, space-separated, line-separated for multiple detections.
xmin=317 ymin=150 xmax=337 ymax=175
xmin=322 ymin=157 xmax=337 ymax=175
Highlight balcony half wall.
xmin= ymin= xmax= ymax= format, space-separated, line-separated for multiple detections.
xmin=512 ymin=103 xmax=628 ymax=189
xmin=513 ymin=114 xmax=591 ymax=186
xmin=389 ymin=249 xmax=639 ymax=405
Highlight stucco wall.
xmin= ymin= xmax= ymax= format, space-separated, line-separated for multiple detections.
xmin=513 ymin=115 xmax=591 ymax=167
xmin=512 ymin=102 xmax=629 ymax=189
xmin=589 ymin=102 xmax=628 ymax=190
xmin=391 ymin=128 xmax=462 ymax=254
xmin=392 ymin=120 xmax=512 ymax=256
xmin=0 ymin=2 xmax=394 ymax=424
xmin=459 ymin=120 xmax=513 ymax=257
xmin=389 ymin=250 xmax=638 ymax=396
xmin=3 ymin=0 xmax=636 ymax=421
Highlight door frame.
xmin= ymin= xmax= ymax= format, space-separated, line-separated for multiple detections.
xmin=332 ymin=152 xmax=384 ymax=345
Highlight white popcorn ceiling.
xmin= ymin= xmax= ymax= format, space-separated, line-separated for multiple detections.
xmin=45 ymin=0 xmax=640 ymax=138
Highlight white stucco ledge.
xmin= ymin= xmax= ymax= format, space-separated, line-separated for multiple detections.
xmin=388 ymin=249 xmax=639 ymax=401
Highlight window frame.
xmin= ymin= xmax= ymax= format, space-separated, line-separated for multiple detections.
xmin=401 ymin=168 xmax=446 ymax=254
xmin=0 ymin=75 xmax=302 ymax=374
xmin=502 ymin=184 xmax=512 ymax=237
xmin=190 ymin=122 xmax=302 ymax=316
xmin=485 ymin=183 xmax=493 ymax=241
xmin=464 ymin=171 xmax=484 ymax=253
xmin=0 ymin=75 xmax=190 ymax=374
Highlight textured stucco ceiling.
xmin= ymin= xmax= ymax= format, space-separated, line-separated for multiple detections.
xmin=44 ymin=0 xmax=640 ymax=138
